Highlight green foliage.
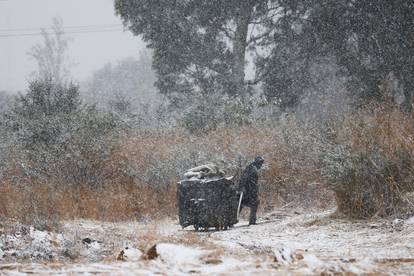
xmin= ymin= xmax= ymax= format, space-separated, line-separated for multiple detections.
xmin=6 ymin=79 xmax=82 ymax=150
xmin=261 ymin=0 xmax=414 ymax=110
xmin=0 ymin=91 xmax=14 ymax=113
xmin=257 ymin=35 xmax=312 ymax=110
xmin=181 ymin=93 xmax=251 ymax=134
xmin=3 ymin=79 xmax=119 ymax=185
xmin=308 ymin=0 xmax=414 ymax=109
xmin=114 ymin=0 xmax=414 ymax=111
xmin=114 ymin=0 xmax=286 ymax=100
xmin=115 ymin=0 xmax=231 ymax=95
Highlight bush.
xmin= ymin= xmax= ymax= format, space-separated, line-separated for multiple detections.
xmin=0 ymin=79 xmax=133 ymax=226
xmin=181 ymin=93 xmax=251 ymax=134
xmin=322 ymin=104 xmax=414 ymax=218
xmin=2 ymin=79 xmax=120 ymax=186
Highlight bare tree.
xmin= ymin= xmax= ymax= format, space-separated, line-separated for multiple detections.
xmin=28 ymin=18 xmax=71 ymax=84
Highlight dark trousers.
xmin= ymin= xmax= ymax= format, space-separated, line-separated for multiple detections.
xmin=241 ymin=199 xmax=259 ymax=225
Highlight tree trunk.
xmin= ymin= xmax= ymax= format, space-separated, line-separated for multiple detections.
xmin=231 ymin=0 xmax=254 ymax=97
xmin=401 ymin=74 xmax=413 ymax=113
xmin=402 ymin=88 xmax=412 ymax=113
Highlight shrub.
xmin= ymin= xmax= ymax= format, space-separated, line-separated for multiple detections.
xmin=322 ymin=104 xmax=414 ymax=218
xmin=2 ymin=79 xmax=119 ymax=186
xmin=181 ymin=93 xmax=251 ymax=134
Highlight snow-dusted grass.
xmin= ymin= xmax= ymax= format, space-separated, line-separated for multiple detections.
xmin=0 ymin=123 xmax=331 ymax=227
xmin=1 ymin=208 xmax=414 ymax=275
xmin=213 ymin=208 xmax=414 ymax=274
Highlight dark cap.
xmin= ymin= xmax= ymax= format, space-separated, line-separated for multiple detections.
xmin=253 ymin=156 xmax=264 ymax=169
xmin=254 ymin=156 xmax=264 ymax=164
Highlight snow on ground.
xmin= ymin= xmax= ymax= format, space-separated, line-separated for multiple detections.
xmin=156 ymin=243 xmax=207 ymax=265
xmin=1 ymin=209 xmax=414 ymax=275
xmin=211 ymin=209 xmax=414 ymax=274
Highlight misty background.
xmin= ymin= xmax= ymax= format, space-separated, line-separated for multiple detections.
xmin=0 ymin=0 xmax=146 ymax=92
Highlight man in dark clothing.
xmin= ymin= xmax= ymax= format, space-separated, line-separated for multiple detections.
xmin=239 ymin=156 xmax=264 ymax=225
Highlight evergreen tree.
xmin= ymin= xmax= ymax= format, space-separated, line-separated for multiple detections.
xmin=115 ymin=0 xmax=284 ymax=101
xmin=7 ymin=79 xmax=81 ymax=150
xmin=3 ymin=79 xmax=117 ymax=185
xmin=260 ymin=0 xmax=414 ymax=110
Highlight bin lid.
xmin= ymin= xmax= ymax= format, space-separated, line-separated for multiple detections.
xmin=177 ymin=176 xmax=233 ymax=185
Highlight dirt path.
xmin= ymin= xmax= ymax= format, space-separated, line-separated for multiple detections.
xmin=1 ymin=209 xmax=414 ymax=275
xmin=212 ymin=209 xmax=414 ymax=274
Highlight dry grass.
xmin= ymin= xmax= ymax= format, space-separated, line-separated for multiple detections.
xmin=1 ymin=101 xmax=414 ymax=245
xmin=8 ymin=103 xmax=413 ymax=224
xmin=325 ymin=103 xmax=414 ymax=218
xmin=0 ymin=122 xmax=330 ymax=225
xmin=120 ymin=125 xmax=329 ymax=210
xmin=0 ymin=181 xmax=176 ymax=226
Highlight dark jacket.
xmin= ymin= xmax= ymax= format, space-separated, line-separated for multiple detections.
xmin=239 ymin=163 xmax=259 ymax=206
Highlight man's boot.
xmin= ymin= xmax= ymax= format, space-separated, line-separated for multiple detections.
xmin=249 ymin=204 xmax=257 ymax=225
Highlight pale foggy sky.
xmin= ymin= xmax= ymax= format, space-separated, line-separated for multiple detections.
xmin=0 ymin=0 xmax=146 ymax=92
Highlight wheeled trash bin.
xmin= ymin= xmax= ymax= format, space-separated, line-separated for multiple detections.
xmin=177 ymin=177 xmax=241 ymax=231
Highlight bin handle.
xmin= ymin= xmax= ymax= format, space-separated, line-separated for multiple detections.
xmin=237 ymin=192 xmax=243 ymax=221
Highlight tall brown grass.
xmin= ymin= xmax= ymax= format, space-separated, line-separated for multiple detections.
xmin=0 ymin=181 xmax=176 ymax=224
xmin=0 ymin=122 xmax=329 ymax=226
xmin=3 ymin=103 xmax=412 ymax=224
xmin=324 ymin=103 xmax=414 ymax=218
xmin=120 ymin=125 xmax=329 ymax=210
